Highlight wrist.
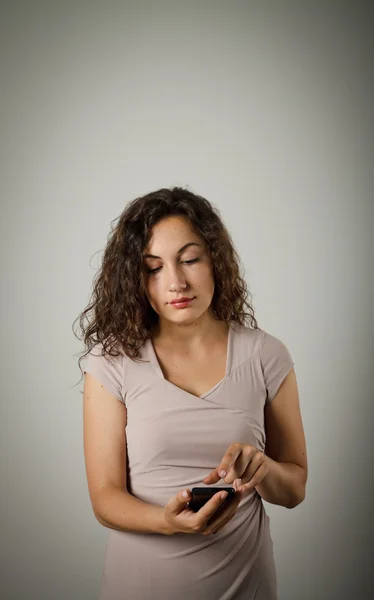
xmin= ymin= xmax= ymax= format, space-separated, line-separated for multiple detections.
xmin=155 ymin=507 xmax=175 ymax=536
xmin=162 ymin=511 xmax=176 ymax=536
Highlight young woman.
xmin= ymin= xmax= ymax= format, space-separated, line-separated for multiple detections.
xmin=75 ymin=186 xmax=307 ymax=600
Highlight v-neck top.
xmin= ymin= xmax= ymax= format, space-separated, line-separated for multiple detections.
xmin=148 ymin=321 xmax=233 ymax=400
xmin=84 ymin=321 xmax=294 ymax=600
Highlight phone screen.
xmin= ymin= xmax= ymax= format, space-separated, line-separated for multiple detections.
xmin=188 ymin=487 xmax=236 ymax=512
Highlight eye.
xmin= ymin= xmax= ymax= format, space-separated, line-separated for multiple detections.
xmin=146 ymin=258 xmax=199 ymax=275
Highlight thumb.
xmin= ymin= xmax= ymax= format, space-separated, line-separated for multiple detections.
xmin=168 ymin=489 xmax=191 ymax=514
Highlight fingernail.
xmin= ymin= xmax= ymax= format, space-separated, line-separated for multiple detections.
xmin=219 ymin=470 xmax=226 ymax=478
xmin=182 ymin=490 xmax=189 ymax=498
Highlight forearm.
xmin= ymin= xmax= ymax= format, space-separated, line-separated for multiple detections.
xmin=93 ymin=486 xmax=172 ymax=535
xmin=254 ymin=457 xmax=306 ymax=509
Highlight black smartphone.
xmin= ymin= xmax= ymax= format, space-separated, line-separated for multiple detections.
xmin=188 ymin=487 xmax=236 ymax=512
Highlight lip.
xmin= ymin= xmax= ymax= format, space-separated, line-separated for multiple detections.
xmin=169 ymin=296 xmax=195 ymax=305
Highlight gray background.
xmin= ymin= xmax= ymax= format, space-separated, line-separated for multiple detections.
xmin=1 ymin=1 xmax=373 ymax=599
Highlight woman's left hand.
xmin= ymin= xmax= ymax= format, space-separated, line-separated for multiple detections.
xmin=203 ymin=443 xmax=270 ymax=493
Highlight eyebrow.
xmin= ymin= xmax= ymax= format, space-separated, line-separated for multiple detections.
xmin=143 ymin=242 xmax=201 ymax=259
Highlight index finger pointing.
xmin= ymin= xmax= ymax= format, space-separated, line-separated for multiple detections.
xmin=203 ymin=469 xmax=220 ymax=484
xmin=218 ymin=444 xmax=243 ymax=478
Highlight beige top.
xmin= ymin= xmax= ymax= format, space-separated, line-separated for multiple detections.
xmin=84 ymin=321 xmax=294 ymax=600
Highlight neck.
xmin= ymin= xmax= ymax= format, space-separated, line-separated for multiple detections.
xmin=152 ymin=311 xmax=227 ymax=348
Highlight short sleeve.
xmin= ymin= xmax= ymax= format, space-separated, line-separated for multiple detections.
xmin=260 ymin=330 xmax=295 ymax=405
xmin=83 ymin=343 xmax=125 ymax=403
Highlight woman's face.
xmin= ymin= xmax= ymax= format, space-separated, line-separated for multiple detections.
xmin=143 ymin=215 xmax=216 ymax=325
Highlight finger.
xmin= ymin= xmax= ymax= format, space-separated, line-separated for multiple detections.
xmin=167 ymin=489 xmax=191 ymax=514
xmin=238 ymin=452 xmax=265 ymax=487
xmin=216 ymin=444 xmax=244 ymax=482
xmin=238 ymin=462 xmax=267 ymax=492
xmin=204 ymin=494 xmax=241 ymax=534
xmin=194 ymin=490 xmax=229 ymax=525
xmin=203 ymin=461 xmax=243 ymax=485
xmin=209 ymin=491 xmax=241 ymax=522
xmin=205 ymin=490 xmax=242 ymax=524
xmin=203 ymin=444 xmax=256 ymax=485
xmin=203 ymin=466 xmax=241 ymax=486
xmin=221 ymin=446 xmax=258 ymax=485
xmin=202 ymin=470 xmax=221 ymax=485
xmin=235 ymin=478 xmax=246 ymax=493
xmin=224 ymin=452 xmax=251 ymax=484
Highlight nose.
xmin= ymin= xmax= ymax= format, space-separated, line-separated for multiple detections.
xmin=168 ymin=265 xmax=187 ymax=292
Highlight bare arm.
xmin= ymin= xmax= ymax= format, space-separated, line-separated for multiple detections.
xmin=254 ymin=457 xmax=306 ymax=509
xmin=83 ymin=372 xmax=172 ymax=535
xmin=92 ymin=485 xmax=172 ymax=535
xmin=256 ymin=368 xmax=308 ymax=508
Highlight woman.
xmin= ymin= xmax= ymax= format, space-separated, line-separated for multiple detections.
xmin=74 ymin=186 xmax=307 ymax=600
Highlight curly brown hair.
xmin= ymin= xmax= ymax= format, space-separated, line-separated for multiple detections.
xmin=72 ymin=186 xmax=259 ymax=385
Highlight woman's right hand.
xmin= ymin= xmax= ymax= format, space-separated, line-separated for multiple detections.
xmin=162 ymin=487 xmax=243 ymax=536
